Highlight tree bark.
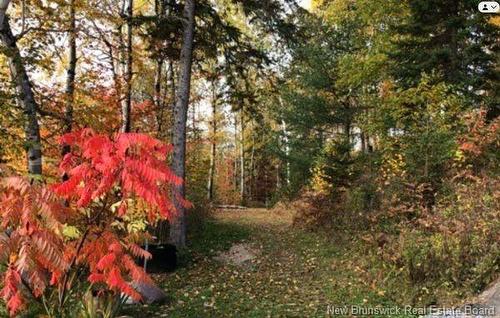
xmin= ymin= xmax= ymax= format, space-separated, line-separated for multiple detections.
xmin=154 ymin=0 xmax=168 ymax=137
xmin=0 ymin=9 xmax=42 ymax=175
xmin=164 ymin=60 xmax=176 ymax=138
xmin=233 ymin=116 xmax=239 ymax=193
xmin=281 ymin=119 xmax=291 ymax=187
xmin=207 ymin=79 xmax=217 ymax=201
xmin=153 ymin=0 xmax=175 ymax=245
xmin=154 ymin=59 xmax=164 ymax=131
xmin=360 ymin=131 xmax=366 ymax=153
xmin=239 ymin=111 xmax=245 ymax=204
xmin=120 ymin=0 xmax=133 ymax=133
xmin=169 ymin=0 xmax=195 ymax=248
xmin=276 ymin=162 xmax=281 ymax=190
xmin=62 ymin=0 xmax=77 ymax=161
xmin=249 ymin=127 xmax=255 ymax=201
xmin=0 ymin=0 xmax=10 ymax=27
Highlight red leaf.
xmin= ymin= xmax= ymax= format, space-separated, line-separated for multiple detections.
xmin=88 ymin=273 xmax=105 ymax=284
xmin=96 ymin=253 xmax=116 ymax=271
xmin=1 ymin=268 xmax=23 ymax=316
xmin=128 ymin=243 xmax=152 ymax=260
xmin=6 ymin=291 xmax=23 ymax=316
xmin=107 ymin=268 xmax=124 ymax=289
xmin=108 ymin=243 xmax=122 ymax=253
xmin=50 ymin=271 xmax=61 ymax=286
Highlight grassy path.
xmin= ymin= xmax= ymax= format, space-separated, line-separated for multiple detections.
xmin=124 ymin=209 xmax=416 ymax=317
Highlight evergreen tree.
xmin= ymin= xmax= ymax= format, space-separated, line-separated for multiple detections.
xmin=390 ymin=0 xmax=499 ymax=115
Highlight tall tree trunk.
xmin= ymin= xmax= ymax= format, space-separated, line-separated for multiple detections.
xmin=62 ymin=0 xmax=77 ymax=162
xmin=278 ymin=97 xmax=291 ymax=188
xmin=281 ymin=120 xmax=290 ymax=187
xmin=154 ymin=0 xmax=175 ymax=244
xmin=169 ymin=0 xmax=195 ymax=248
xmin=165 ymin=60 xmax=176 ymax=138
xmin=154 ymin=0 xmax=168 ymax=138
xmin=114 ymin=23 xmax=124 ymax=107
xmin=239 ymin=111 xmax=245 ymax=204
xmin=233 ymin=116 xmax=239 ymax=193
xmin=207 ymin=79 xmax=217 ymax=201
xmin=162 ymin=0 xmax=176 ymax=140
xmin=154 ymin=59 xmax=164 ymax=133
xmin=120 ymin=0 xmax=133 ymax=133
xmin=344 ymin=120 xmax=352 ymax=160
xmin=345 ymin=124 xmax=351 ymax=141
xmin=0 ymin=9 xmax=42 ymax=175
xmin=276 ymin=162 xmax=281 ymax=190
xmin=249 ymin=128 xmax=255 ymax=201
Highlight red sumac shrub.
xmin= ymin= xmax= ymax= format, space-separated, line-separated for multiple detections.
xmin=0 ymin=130 xmax=185 ymax=316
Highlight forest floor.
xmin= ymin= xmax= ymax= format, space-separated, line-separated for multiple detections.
xmin=2 ymin=208 xmax=495 ymax=317
xmin=123 ymin=208 xmax=421 ymax=317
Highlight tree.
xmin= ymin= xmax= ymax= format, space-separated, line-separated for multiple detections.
xmin=62 ymin=0 xmax=77 ymax=163
xmin=170 ymin=0 xmax=196 ymax=247
xmin=0 ymin=0 xmax=42 ymax=175
xmin=390 ymin=0 xmax=499 ymax=115
xmin=207 ymin=74 xmax=219 ymax=201
xmin=139 ymin=0 xmax=294 ymax=243
xmin=275 ymin=7 xmax=358 ymax=193
xmin=121 ymin=0 xmax=134 ymax=133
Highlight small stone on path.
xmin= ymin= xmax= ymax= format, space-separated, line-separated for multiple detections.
xmin=214 ymin=243 xmax=259 ymax=266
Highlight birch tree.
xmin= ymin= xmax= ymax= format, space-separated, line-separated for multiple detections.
xmin=62 ymin=0 xmax=77 ymax=161
xmin=0 ymin=0 xmax=42 ymax=175
xmin=120 ymin=0 xmax=133 ymax=133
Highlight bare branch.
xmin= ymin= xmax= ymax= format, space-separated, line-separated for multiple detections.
xmin=37 ymin=107 xmax=65 ymax=121
xmin=15 ymin=27 xmax=71 ymax=40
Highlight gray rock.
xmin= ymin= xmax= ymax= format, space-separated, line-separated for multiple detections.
xmin=124 ymin=281 xmax=167 ymax=305
xmin=424 ymin=278 xmax=500 ymax=318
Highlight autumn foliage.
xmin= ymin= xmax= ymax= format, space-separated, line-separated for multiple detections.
xmin=54 ymin=129 xmax=182 ymax=219
xmin=0 ymin=130 xmax=184 ymax=316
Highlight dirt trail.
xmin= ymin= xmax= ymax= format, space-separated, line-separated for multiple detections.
xmin=215 ymin=207 xmax=294 ymax=229
xmin=124 ymin=208 xmax=499 ymax=318
xmin=219 ymin=208 xmax=500 ymax=318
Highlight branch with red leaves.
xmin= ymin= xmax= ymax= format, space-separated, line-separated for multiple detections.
xmin=0 ymin=130 xmax=189 ymax=317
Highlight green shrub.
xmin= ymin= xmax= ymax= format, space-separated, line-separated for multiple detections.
xmin=390 ymin=175 xmax=500 ymax=300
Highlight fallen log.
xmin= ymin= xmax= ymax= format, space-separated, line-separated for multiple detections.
xmin=215 ymin=205 xmax=247 ymax=210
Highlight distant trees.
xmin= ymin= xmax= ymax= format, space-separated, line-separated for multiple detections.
xmin=390 ymin=0 xmax=499 ymax=117
xmin=273 ymin=0 xmax=499 ymax=208
xmin=391 ymin=0 xmax=498 ymax=89
xmin=206 ymin=72 xmax=220 ymax=201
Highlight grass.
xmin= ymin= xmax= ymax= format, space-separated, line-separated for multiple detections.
xmin=4 ymin=208 xmax=481 ymax=317
xmin=123 ymin=209 xmax=419 ymax=317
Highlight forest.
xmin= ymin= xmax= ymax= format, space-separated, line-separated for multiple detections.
xmin=0 ymin=0 xmax=499 ymax=317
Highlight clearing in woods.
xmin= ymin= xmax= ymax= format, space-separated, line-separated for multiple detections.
xmin=125 ymin=208 xmax=500 ymax=317
xmin=124 ymin=208 xmax=419 ymax=317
